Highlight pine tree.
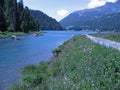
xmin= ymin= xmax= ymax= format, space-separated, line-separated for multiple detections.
xmin=4 ymin=0 xmax=17 ymax=31
xmin=3 ymin=0 xmax=39 ymax=33
xmin=18 ymin=0 xmax=24 ymax=6
xmin=17 ymin=0 xmax=24 ymax=32
xmin=0 ymin=0 xmax=7 ymax=32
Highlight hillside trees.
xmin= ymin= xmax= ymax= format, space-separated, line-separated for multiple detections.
xmin=30 ymin=10 xmax=63 ymax=30
xmin=0 ymin=0 xmax=7 ymax=32
xmin=82 ymin=12 xmax=120 ymax=31
xmin=20 ymin=7 xmax=39 ymax=33
xmin=4 ymin=0 xmax=18 ymax=32
xmin=0 ymin=0 xmax=39 ymax=33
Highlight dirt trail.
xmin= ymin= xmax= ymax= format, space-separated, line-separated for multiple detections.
xmin=86 ymin=34 xmax=120 ymax=51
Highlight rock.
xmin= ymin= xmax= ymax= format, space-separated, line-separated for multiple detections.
xmin=33 ymin=33 xmax=39 ymax=37
xmin=11 ymin=35 xmax=20 ymax=40
xmin=11 ymin=35 xmax=17 ymax=40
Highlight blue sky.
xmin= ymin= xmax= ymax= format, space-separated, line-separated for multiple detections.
xmin=24 ymin=0 xmax=117 ymax=21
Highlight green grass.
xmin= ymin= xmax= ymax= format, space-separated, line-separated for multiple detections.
xmin=8 ymin=35 xmax=120 ymax=90
xmin=0 ymin=31 xmax=25 ymax=38
xmin=92 ymin=34 xmax=120 ymax=42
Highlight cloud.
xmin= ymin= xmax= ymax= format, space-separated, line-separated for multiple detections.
xmin=88 ymin=0 xmax=117 ymax=8
xmin=106 ymin=0 xmax=117 ymax=2
xmin=88 ymin=0 xmax=106 ymax=8
xmin=57 ymin=9 xmax=69 ymax=16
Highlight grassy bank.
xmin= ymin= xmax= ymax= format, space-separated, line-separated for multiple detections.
xmin=92 ymin=34 xmax=120 ymax=42
xmin=0 ymin=31 xmax=26 ymax=38
xmin=8 ymin=35 xmax=120 ymax=90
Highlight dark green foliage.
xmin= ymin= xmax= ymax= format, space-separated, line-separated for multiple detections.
xmin=1 ymin=0 xmax=62 ymax=33
xmin=0 ymin=0 xmax=7 ymax=32
xmin=52 ymin=45 xmax=64 ymax=56
xmin=1 ymin=0 xmax=39 ymax=33
xmin=4 ymin=0 xmax=18 ymax=31
xmin=8 ymin=64 xmax=48 ymax=90
xmin=22 ymin=65 xmax=41 ymax=87
xmin=30 ymin=10 xmax=63 ymax=30
xmin=20 ymin=7 xmax=39 ymax=33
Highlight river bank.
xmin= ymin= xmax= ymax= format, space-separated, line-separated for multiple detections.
xmin=0 ymin=31 xmax=45 ymax=39
xmin=8 ymin=35 xmax=120 ymax=90
xmin=0 ymin=31 xmax=26 ymax=38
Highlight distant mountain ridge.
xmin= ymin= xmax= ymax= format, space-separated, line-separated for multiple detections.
xmin=60 ymin=0 xmax=120 ymax=30
xmin=30 ymin=10 xmax=63 ymax=30
xmin=84 ymin=12 xmax=120 ymax=31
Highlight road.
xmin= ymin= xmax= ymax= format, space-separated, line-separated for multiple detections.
xmin=86 ymin=34 xmax=120 ymax=51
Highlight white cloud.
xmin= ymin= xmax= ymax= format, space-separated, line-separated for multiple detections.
xmin=88 ymin=0 xmax=117 ymax=8
xmin=57 ymin=9 xmax=69 ymax=16
xmin=57 ymin=9 xmax=69 ymax=21
xmin=106 ymin=0 xmax=117 ymax=2
xmin=88 ymin=0 xmax=105 ymax=8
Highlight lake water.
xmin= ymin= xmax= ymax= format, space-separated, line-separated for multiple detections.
xmin=0 ymin=31 xmax=96 ymax=90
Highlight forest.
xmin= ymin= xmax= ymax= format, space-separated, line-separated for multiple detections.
xmin=73 ymin=12 xmax=120 ymax=31
xmin=64 ymin=12 xmax=120 ymax=31
xmin=30 ymin=10 xmax=63 ymax=30
xmin=0 ymin=0 xmax=39 ymax=33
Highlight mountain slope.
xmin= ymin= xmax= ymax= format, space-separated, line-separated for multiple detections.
xmin=84 ymin=12 xmax=120 ymax=31
xmin=30 ymin=10 xmax=63 ymax=30
xmin=60 ymin=0 xmax=120 ymax=30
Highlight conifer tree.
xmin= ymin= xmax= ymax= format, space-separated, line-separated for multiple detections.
xmin=2 ymin=0 xmax=39 ymax=33
xmin=0 ymin=0 xmax=7 ymax=32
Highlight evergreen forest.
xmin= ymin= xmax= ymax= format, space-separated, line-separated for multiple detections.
xmin=0 ymin=0 xmax=39 ymax=33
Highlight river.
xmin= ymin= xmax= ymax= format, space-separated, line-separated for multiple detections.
xmin=0 ymin=31 xmax=96 ymax=90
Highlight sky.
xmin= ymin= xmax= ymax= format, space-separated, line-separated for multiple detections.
xmin=23 ymin=0 xmax=117 ymax=21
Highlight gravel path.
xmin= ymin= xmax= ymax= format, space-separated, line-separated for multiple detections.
xmin=86 ymin=34 xmax=120 ymax=51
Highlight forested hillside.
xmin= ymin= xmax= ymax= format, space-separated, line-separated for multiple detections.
xmin=84 ymin=12 xmax=120 ymax=31
xmin=64 ymin=12 xmax=120 ymax=31
xmin=30 ymin=10 xmax=63 ymax=30
xmin=0 ymin=0 xmax=39 ymax=33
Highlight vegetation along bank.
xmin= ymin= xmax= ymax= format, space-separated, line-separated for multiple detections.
xmin=0 ymin=0 xmax=39 ymax=33
xmin=0 ymin=31 xmax=26 ymax=38
xmin=92 ymin=34 xmax=120 ymax=42
xmin=8 ymin=35 xmax=120 ymax=90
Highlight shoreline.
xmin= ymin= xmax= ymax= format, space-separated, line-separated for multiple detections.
xmin=0 ymin=31 xmax=26 ymax=39
xmin=0 ymin=31 xmax=45 ymax=39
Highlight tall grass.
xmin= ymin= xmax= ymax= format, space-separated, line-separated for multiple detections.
xmin=8 ymin=35 xmax=120 ymax=90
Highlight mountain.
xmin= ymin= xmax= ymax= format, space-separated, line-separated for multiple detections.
xmin=60 ymin=0 xmax=120 ymax=30
xmin=83 ymin=12 xmax=120 ymax=31
xmin=30 ymin=10 xmax=63 ymax=30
